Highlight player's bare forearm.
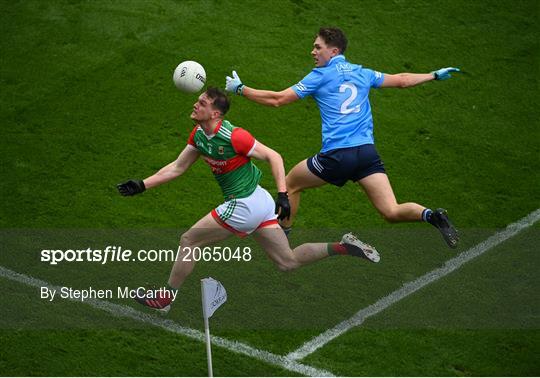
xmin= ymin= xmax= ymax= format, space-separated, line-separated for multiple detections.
xmin=401 ymin=73 xmax=435 ymax=87
xmin=225 ymin=71 xmax=298 ymax=106
xmin=243 ymin=87 xmax=298 ymax=107
xmin=143 ymin=162 xmax=184 ymax=189
xmin=267 ymin=152 xmax=287 ymax=193
xmin=250 ymin=142 xmax=287 ymax=192
xmin=381 ymin=73 xmax=435 ymax=88
xmin=143 ymin=146 xmax=200 ymax=189
xmin=242 ymin=87 xmax=281 ymax=106
xmin=382 ymin=67 xmax=460 ymax=88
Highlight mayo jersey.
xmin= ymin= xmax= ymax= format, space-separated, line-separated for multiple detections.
xmin=187 ymin=120 xmax=262 ymax=200
xmin=291 ymin=55 xmax=385 ymax=153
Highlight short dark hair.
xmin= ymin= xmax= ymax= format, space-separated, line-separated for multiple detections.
xmin=205 ymin=87 xmax=230 ymax=116
xmin=317 ymin=27 xmax=348 ymax=54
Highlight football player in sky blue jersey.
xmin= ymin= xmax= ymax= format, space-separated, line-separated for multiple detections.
xmin=226 ymin=27 xmax=460 ymax=248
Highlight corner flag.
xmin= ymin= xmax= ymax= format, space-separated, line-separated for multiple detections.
xmin=201 ymin=277 xmax=227 ymax=377
xmin=201 ymin=277 xmax=227 ymax=319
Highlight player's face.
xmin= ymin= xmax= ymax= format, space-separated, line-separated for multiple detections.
xmin=311 ymin=36 xmax=339 ymax=67
xmin=191 ymin=93 xmax=219 ymax=122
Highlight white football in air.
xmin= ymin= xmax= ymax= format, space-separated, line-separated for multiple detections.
xmin=173 ymin=60 xmax=206 ymax=93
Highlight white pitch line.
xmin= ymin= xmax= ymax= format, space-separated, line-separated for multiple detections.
xmin=0 ymin=266 xmax=334 ymax=377
xmin=287 ymin=208 xmax=540 ymax=361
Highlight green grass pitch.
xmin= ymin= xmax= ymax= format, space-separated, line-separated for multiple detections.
xmin=1 ymin=0 xmax=539 ymax=376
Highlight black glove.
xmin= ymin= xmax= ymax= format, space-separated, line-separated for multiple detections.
xmin=275 ymin=192 xmax=291 ymax=221
xmin=117 ymin=179 xmax=146 ymax=196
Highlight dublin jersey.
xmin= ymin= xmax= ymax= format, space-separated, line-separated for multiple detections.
xmin=291 ymin=55 xmax=385 ymax=153
xmin=187 ymin=120 xmax=262 ymax=200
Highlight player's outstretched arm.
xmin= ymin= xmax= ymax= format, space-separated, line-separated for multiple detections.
xmin=380 ymin=67 xmax=460 ymax=88
xmin=143 ymin=146 xmax=200 ymax=189
xmin=117 ymin=146 xmax=200 ymax=196
xmin=225 ymin=70 xmax=299 ymax=107
xmin=249 ymin=141 xmax=290 ymax=220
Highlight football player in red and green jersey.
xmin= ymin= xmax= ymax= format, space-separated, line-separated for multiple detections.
xmin=118 ymin=88 xmax=380 ymax=313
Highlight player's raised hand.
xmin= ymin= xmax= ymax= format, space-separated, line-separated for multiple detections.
xmin=225 ymin=70 xmax=244 ymax=95
xmin=117 ymin=179 xmax=146 ymax=196
xmin=275 ymin=192 xmax=291 ymax=221
xmin=432 ymin=67 xmax=460 ymax=80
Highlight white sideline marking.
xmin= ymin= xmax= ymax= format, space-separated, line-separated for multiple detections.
xmin=287 ymin=208 xmax=540 ymax=361
xmin=0 ymin=266 xmax=334 ymax=377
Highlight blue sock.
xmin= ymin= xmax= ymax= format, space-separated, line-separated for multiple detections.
xmin=422 ymin=208 xmax=433 ymax=222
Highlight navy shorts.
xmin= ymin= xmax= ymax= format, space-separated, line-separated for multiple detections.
xmin=306 ymin=144 xmax=386 ymax=187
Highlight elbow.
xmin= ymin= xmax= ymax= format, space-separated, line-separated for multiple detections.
xmin=270 ymin=92 xmax=291 ymax=107
xmin=170 ymin=166 xmax=186 ymax=178
xmin=268 ymin=149 xmax=283 ymax=164
xmin=396 ymin=74 xmax=411 ymax=88
xmin=270 ymin=98 xmax=283 ymax=107
xmin=271 ymin=151 xmax=283 ymax=165
xmin=398 ymin=78 xmax=410 ymax=88
xmin=273 ymin=150 xmax=284 ymax=162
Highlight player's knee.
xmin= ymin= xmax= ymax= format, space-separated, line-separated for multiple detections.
xmin=380 ymin=208 xmax=400 ymax=223
xmin=276 ymin=263 xmax=295 ymax=272
xmin=179 ymin=231 xmax=197 ymax=250
xmin=285 ymin=172 xmax=308 ymax=195
xmin=276 ymin=259 xmax=299 ymax=272
xmin=285 ymin=175 xmax=300 ymax=194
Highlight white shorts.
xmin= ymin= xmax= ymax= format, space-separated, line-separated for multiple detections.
xmin=211 ymin=185 xmax=278 ymax=237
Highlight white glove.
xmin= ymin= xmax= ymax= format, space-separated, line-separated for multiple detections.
xmin=225 ymin=70 xmax=244 ymax=95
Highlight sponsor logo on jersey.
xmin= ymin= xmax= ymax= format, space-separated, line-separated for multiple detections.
xmin=336 ymin=63 xmax=353 ymax=73
xmin=202 ymin=155 xmax=249 ymax=175
xmin=218 ymin=146 xmax=224 ymax=155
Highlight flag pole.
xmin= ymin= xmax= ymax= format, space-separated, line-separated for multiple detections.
xmin=204 ymin=314 xmax=213 ymax=377
xmin=201 ymin=279 xmax=213 ymax=377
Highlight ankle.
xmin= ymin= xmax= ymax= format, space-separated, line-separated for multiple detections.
xmin=422 ymin=208 xmax=435 ymax=224
xmin=327 ymin=243 xmax=347 ymax=256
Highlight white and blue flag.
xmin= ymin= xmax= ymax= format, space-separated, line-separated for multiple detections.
xmin=201 ymin=277 xmax=227 ymax=319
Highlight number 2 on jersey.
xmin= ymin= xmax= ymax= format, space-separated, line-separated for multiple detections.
xmin=339 ymin=83 xmax=360 ymax=114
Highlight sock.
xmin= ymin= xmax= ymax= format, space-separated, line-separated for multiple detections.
xmin=422 ymin=208 xmax=433 ymax=223
xmin=152 ymin=285 xmax=177 ymax=306
xmin=327 ymin=242 xmax=347 ymax=256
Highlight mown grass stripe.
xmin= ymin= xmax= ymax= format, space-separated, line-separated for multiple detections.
xmin=287 ymin=208 xmax=540 ymax=361
xmin=0 ymin=266 xmax=334 ymax=377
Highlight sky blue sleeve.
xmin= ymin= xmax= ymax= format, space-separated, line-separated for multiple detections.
xmin=290 ymin=70 xmax=324 ymax=99
xmin=365 ymin=68 xmax=385 ymax=88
